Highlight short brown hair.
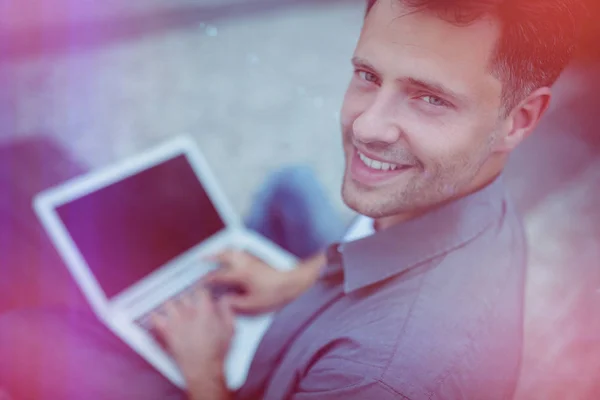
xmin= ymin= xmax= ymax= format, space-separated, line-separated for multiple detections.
xmin=365 ymin=0 xmax=587 ymax=114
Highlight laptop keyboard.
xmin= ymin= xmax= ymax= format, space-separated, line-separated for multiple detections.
xmin=134 ymin=280 xmax=245 ymax=332
xmin=134 ymin=279 xmax=199 ymax=331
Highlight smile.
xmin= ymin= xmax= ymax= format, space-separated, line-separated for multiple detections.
xmin=350 ymin=149 xmax=411 ymax=186
xmin=357 ymin=151 xmax=399 ymax=171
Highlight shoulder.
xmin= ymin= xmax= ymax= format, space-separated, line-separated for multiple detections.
xmin=295 ymin=191 xmax=526 ymax=399
xmin=376 ymin=196 xmax=526 ymax=398
xmin=335 ymin=195 xmax=527 ymax=398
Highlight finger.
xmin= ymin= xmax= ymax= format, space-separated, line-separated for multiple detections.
xmin=150 ymin=312 xmax=169 ymax=336
xmin=201 ymin=252 xmax=219 ymax=262
xmin=201 ymin=247 xmax=236 ymax=259
xmin=203 ymin=249 xmax=235 ymax=265
xmin=220 ymin=294 xmax=262 ymax=315
xmin=179 ymin=289 xmax=194 ymax=309
xmin=212 ymin=249 xmax=250 ymax=269
xmin=195 ymin=287 xmax=216 ymax=313
xmin=217 ymin=297 xmax=236 ymax=331
xmin=237 ymin=250 xmax=262 ymax=264
xmin=201 ymin=268 xmax=244 ymax=287
xmin=161 ymin=299 xmax=180 ymax=320
xmin=199 ymin=266 xmax=233 ymax=288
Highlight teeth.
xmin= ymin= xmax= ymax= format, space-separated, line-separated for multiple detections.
xmin=358 ymin=152 xmax=398 ymax=171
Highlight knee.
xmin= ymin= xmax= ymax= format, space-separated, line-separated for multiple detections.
xmin=267 ymin=165 xmax=319 ymax=194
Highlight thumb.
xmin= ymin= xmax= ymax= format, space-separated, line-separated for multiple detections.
xmin=201 ymin=268 xmax=244 ymax=287
xmin=221 ymin=293 xmax=264 ymax=315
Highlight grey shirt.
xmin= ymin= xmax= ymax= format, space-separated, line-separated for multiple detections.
xmin=236 ymin=176 xmax=526 ymax=400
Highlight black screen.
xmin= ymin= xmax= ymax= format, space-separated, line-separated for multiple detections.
xmin=56 ymin=155 xmax=226 ymax=298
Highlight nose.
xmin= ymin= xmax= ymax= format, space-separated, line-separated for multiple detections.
xmin=352 ymin=91 xmax=402 ymax=145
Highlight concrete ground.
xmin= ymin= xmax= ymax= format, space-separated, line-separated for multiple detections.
xmin=1 ymin=1 xmax=599 ymax=398
xmin=0 ymin=0 xmax=363 ymax=220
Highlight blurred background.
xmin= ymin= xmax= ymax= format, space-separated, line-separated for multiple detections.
xmin=0 ymin=0 xmax=363 ymax=218
xmin=0 ymin=0 xmax=599 ymax=399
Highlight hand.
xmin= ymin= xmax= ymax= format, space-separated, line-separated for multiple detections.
xmin=151 ymin=288 xmax=235 ymax=385
xmin=201 ymin=249 xmax=322 ymax=315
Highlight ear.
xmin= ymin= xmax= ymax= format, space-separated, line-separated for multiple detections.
xmin=495 ymin=87 xmax=552 ymax=152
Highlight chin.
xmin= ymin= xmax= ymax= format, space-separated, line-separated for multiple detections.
xmin=341 ymin=175 xmax=392 ymax=218
xmin=342 ymin=172 xmax=431 ymax=222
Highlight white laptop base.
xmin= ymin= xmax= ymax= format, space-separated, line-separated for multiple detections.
xmin=33 ymin=136 xmax=298 ymax=390
xmin=109 ymin=228 xmax=295 ymax=390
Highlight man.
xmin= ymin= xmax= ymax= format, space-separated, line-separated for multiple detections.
xmin=0 ymin=0 xmax=584 ymax=399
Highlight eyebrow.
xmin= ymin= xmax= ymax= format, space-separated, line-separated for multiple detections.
xmin=351 ymin=56 xmax=467 ymax=105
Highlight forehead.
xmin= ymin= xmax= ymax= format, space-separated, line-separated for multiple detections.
xmin=358 ymin=0 xmax=503 ymax=106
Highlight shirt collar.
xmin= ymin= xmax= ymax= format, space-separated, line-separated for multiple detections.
xmin=338 ymin=175 xmax=507 ymax=294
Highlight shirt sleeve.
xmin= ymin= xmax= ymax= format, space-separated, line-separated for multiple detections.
xmin=288 ymin=356 xmax=411 ymax=400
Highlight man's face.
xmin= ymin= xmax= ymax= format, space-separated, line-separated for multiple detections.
xmin=340 ymin=0 xmax=506 ymax=220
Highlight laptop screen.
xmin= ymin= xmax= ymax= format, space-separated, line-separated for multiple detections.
xmin=55 ymin=154 xmax=226 ymax=299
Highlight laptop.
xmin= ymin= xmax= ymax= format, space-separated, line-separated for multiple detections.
xmin=33 ymin=135 xmax=298 ymax=390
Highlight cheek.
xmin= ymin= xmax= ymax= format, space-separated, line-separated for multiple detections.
xmin=406 ymin=122 xmax=489 ymax=172
xmin=398 ymin=116 xmax=451 ymax=165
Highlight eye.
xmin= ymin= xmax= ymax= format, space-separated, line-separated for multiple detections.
xmin=356 ymin=70 xmax=379 ymax=84
xmin=421 ymin=95 xmax=447 ymax=107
